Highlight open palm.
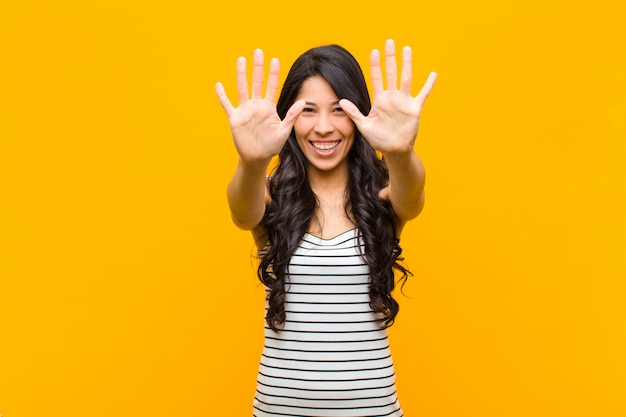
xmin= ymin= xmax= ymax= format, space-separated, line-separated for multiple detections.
xmin=215 ymin=49 xmax=304 ymax=164
xmin=340 ymin=39 xmax=437 ymax=155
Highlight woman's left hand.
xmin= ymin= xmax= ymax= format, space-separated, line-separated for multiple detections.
xmin=339 ymin=39 xmax=437 ymax=155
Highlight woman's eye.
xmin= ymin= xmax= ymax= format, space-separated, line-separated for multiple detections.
xmin=302 ymin=108 xmax=314 ymax=113
xmin=333 ymin=107 xmax=345 ymax=113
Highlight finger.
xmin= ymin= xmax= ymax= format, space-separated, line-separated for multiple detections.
xmin=370 ymin=49 xmax=384 ymax=95
xmin=339 ymin=99 xmax=367 ymax=126
xmin=399 ymin=46 xmax=413 ymax=94
xmin=251 ymin=49 xmax=264 ymax=99
xmin=281 ymin=99 xmax=306 ymax=131
xmin=265 ymin=57 xmax=280 ymax=102
xmin=236 ymin=56 xmax=248 ymax=104
xmin=416 ymin=71 xmax=437 ymax=106
xmin=283 ymin=100 xmax=306 ymax=126
xmin=385 ymin=39 xmax=398 ymax=90
xmin=215 ymin=82 xmax=235 ymax=118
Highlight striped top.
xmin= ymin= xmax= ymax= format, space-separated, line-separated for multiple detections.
xmin=253 ymin=228 xmax=403 ymax=417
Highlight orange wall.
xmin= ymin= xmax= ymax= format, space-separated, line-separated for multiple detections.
xmin=1 ymin=1 xmax=625 ymax=416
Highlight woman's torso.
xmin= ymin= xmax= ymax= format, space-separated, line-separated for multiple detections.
xmin=253 ymin=229 xmax=403 ymax=417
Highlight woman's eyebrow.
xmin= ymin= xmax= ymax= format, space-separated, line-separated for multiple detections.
xmin=304 ymin=100 xmax=341 ymax=106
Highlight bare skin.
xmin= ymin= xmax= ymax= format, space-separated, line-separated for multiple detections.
xmin=216 ymin=39 xmax=437 ymax=249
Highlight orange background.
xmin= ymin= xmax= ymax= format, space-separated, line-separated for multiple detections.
xmin=1 ymin=1 xmax=625 ymax=416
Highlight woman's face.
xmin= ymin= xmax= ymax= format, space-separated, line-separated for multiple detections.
xmin=293 ymin=76 xmax=356 ymax=175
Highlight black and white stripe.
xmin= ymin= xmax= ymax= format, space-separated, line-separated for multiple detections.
xmin=253 ymin=229 xmax=403 ymax=417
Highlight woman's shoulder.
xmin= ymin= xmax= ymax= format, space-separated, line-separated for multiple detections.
xmin=377 ymin=184 xmax=390 ymax=201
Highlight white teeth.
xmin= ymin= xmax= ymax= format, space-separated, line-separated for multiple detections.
xmin=311 ymin=141 xmax=339 ymax=150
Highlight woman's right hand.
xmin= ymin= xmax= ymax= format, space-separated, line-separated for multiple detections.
xmin=215 ymin=49 xmax=305 ymax=165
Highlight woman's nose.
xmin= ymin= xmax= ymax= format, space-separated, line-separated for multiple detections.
xmin=314 ymin=113 xmax=335 ymax=135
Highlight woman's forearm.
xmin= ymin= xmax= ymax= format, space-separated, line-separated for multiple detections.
xmin=227 ymin=158 xmax=270 ymax=230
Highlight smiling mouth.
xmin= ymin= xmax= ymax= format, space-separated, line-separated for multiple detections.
xmin=311 ymin=141 xmax=340 ymax=151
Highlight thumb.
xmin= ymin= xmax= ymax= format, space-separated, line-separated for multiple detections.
xmin=215 ymin=82 xmax=234 ymax=118
xmin=281 ymin=99 xmax=306 ymax=129
xmin=339 ymin=99 xmax=366 ymax=125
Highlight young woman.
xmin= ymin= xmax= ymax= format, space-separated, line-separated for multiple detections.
xmin=216 ymin=39 xmax=436 ymax=417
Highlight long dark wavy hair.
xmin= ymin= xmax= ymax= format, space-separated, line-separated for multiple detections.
xmin=258 ymin=44 xmax=411 ymax=332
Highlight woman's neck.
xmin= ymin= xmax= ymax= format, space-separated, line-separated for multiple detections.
xmin=306 ymin=163 xmax=349 ymax=201
xmin=306 ymin=163 xmax=355 ymax=239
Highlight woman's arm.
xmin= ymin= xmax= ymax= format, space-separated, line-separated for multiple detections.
xmin=216 ymin=49 xmax=305 ymax=231
xmin=380 ymin=150 xmax=426 ymax=227
xmin=339 ymin=39 xmax=436 ymax=230
xmin=226 ymin=160 xmax=270 ymax=230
